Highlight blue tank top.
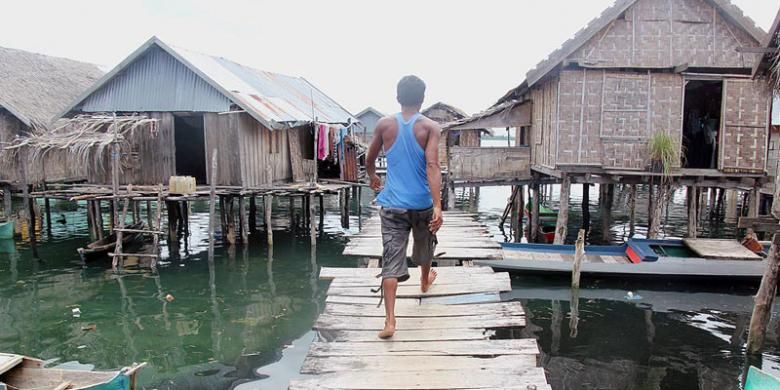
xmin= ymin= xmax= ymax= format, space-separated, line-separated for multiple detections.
xmin=376 ymin=113 xmax=433 ymax=210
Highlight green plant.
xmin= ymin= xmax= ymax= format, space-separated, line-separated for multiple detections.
xmin=647 ymin=132 xmax=679 ymax=177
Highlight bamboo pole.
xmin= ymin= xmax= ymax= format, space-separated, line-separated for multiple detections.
xmin=152 ymin=185 xmax=162 ymax=268
xmin=111 ymin=113 xmax=120 ymax=231
xmin=747 ymin=233 xmax=780 ymax=354
xmin=554 ymin=174 xmax=570 ymax=245
xmin=516 ymin=185 xmax=525 ymax=243
xmin=572 ymin=229 xmax=585 ymax=289
xmin=112 ymin=184 xmax=132 ymax=270
xmin=530 ymin=182 xmax=540 ymax=243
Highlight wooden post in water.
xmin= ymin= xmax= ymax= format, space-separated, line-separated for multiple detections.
xmin=582 ymin=183 xmax=590 ymax=234
xmin=687 ymin=185 xmax=698 ymax=238
xmin=239 ymin=196 xmax=248 ymax=244
xmin=152 ymin=185 xmax=162 ymax=268
xmin=747 ymin=233 xmax=780 ymax=354
xmin=249 ymin=196 xmax=257 ymax=232
xmin=446 ymin=176 xmax=456 ymax=210
xmin=86 ymin=200 xmax=96 ymax=241
xmin=146 ymin=200 xmax=152 ymax=228
xmin=648 ymin=184 xmax=661 ymax=239
xmin=264 ymin=194 xmax=273 ymax=246
xmin=748 ymin=185 xmax=760 ymax=218
xmin=112 ymin=184 xmax=132 ymax=270
xmin=572 ymin=229 xmax=585 ymax=289
xmin=554 ymin=174 xmax=570 ymax=245
xmin=628 ymin=184 xmax=637 ymax=237
xmin=95 ymin=200 xmax=104 ymax=240
xmin=340 ymin=188 xmax=350 ymax=229
xmin=2 ymin=184 xmax=11 ymax=219
xmin=43 ymin=193 xmax=52 ymax=236
xmin=309 ymin=193 xmax=317 ymax=246
xmin=226 ymin=197 xmax=236 ymax=245
xmin=167 ymin=200 xmax=179 ymax=243
xmin=208 ymin=151 xmax=218 ymax=253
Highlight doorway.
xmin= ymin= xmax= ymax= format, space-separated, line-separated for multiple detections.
xmin=682 ymin=80 xmax=722 ymax=169
xmin=174 ymin=114 xmax=207 ymax=183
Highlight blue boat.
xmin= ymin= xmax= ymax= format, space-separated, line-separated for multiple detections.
xmin=746 ymin=366 xmax=780 ymax=390
xmin=0 ymin=353 xmax=145 ymax=390
xmin=0 ymin=220 xmax=13 ymax=240
xmin=478 ymin=238 xmax=769 ymax=280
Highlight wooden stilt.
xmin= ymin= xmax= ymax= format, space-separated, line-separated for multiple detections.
xmin=716 ymin=188 xmax=726 ymax=216
xmin=249 ymin=196 xmax=257 ymax=232
xmin=265 ymin=195 xmax=273 ymax=246
xmin=239 ymin=196 xmax=248 ymax=244
xmin=309 ymin=193 xmax=316 ymax=246
xmin=648 ymin=184 xmax=665 ymax=239
xmin=2 ymin=184 xmax=11 ymax=219
xmin=447 ymin=179 xmax=456 ymax=211
xmin=112 ymin=184 xmax=132 ymax=270
xmin=95 ymin=200 xmax=104 ymax=240
xmin=209 ymin=151 xmax=218 ymax=252
xmin=167 ymin=200 xmax=179 ymax=243
xmin=152 ymin=185 xmax=162 ymax=268
xmin=553 ymin=174 xmax=570 ymax=245
xmin=319 ymin=194 xmax=325 ymax=227
xmin=227 ymin=197 xmax=236 ymax=245
xmin=647 ymin=184 xmax=655 ymax=237
xmin=87 ymin=200 xmax=97 ymax=241
xmin=600 ymin=185 xmax=611 ymax=243
xmin=44 ymin=197 xmax=52 ymax=236
xmin=687 ymin=185 xmax=698 ymax=238
xmin=357 ymin=186 xmax=362 ymax=230
xmin=515 ymin=185 xmax=525 ymax=243
xmin=572 ymin=229 xmax=585 ymax=289
xmin=341 ymin=188 xmax=350 ymax=229
xmin=509 ymin=186 xmax=519 ymax=236
xmin=708 ymin=187 xmax=718 ymax=219
xmin=748 ymin=185 xmax=760 ymax=218
xmin=146 ymin=200 xmax=152 ymax=228
xmin=747 ymin=233 xmax=780 ymax=354
xmin=219 ymin=196 xmax=228 ymax=238
xmin=582 ymin=183 xmax=590 ymax=233
xmin=628 ymin=184 xmax=637 ymax=237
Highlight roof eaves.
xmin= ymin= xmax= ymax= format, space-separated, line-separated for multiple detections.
xmin=0 ymin=99 xmax=32 ymax=128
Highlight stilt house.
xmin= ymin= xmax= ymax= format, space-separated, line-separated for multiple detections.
xmin=421 ymin=102 xmax=487 ymax=168
xmin=354 ymin=107 xmax=384 ymax=143
xmin=456 ymin=0 xmax=771 ymax=189
xmin=0 ymin=47 xmax=103 ymax=184
xmin=58 ymin=37 xmax=355 ymax=187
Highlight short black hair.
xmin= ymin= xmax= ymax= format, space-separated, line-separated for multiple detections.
xmin=397 ymin=75 xmax=426 ymax=107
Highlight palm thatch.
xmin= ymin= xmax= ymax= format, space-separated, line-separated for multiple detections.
xmin=0 ymin=46 xmax=103 ymax=129
xmin=2 ymin=115 xmax=158 ymax=182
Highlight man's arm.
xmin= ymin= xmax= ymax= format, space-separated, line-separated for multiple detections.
xmin=424 ymin=121 xmax=443 ymax=233
xmin=366 ymin=118 xmax=387 ymax=191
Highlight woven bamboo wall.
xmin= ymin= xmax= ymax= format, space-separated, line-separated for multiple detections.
xmin=572 ymin=0 xmax=759 ymax=69
xmin=720 ymin=80 xmax=771 ymax=173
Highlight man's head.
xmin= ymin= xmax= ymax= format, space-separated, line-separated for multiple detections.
xmin=396 ymin=75 xmax=426 ymax=108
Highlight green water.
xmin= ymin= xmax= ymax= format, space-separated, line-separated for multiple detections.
xmin=1 ymin=185 xmax=780 ymax=389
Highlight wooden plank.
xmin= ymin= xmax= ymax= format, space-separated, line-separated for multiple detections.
xmin=307 ymin=339 xmax=539 ymax=357
xmin=343 ymin=246 xmax=504 ymax=260
xmin=738 ymin=216 xmax=780 ymax=232
xmin=329 ymin=272 xmax=510 ymax=288
xmin=289 ymin=369 xmax=550 ymax=390
xmin=327 ymin=280 xmax=511 ymax=298
xmin=683 ymin=238 xmax=761 ymax=260
xmin=317 ymin=328 xmax=494 ymax=342
xmin=315 ymin=314 xmax=525 ymax=330
xmin=323 ymin=301 xmax=523 ymax=318
xmin=300 ymin=354 xmax=535 ymax=374
xmin=324 ymin=292 xmax=503 ymax=306
xmin=0 ymin=353 xmax=23 ymax=376
xmin=319 ymin=266 xmax=493 ymax=280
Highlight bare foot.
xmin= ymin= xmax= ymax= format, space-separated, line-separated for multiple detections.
xmin=421 ymin=269 xmax=438 ymax=293
xmin=378 ymin=321 xmax=396 ymax=339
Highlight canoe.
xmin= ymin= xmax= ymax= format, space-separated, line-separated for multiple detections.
xmin=0 ymin=220 xmax=14 ymax=240
xmin=77 ymin=222 xmax=146 ymax=261
xmin=478 ymin=238 xmax=769 ymax=280
xmin=0 ymin=353 xmax=145 ymax=390
xmin=524 ymin=203 xmax=557 ymax=243
xmin=746 ymin=366 xmax=780 ymax=390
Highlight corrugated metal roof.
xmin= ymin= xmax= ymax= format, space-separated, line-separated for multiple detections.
xmin=62 ymin=37 xmax=355 ymax=130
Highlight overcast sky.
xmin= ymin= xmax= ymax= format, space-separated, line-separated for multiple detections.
xmin=1 ymin=0 xmax=778 ymax=116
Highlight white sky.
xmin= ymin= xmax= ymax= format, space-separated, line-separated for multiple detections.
xmin=1 ymin=0 xmax=778 ymax=116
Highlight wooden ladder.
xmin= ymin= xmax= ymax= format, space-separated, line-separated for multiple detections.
xmin=110 ymin=184 xmax=165 ymax=270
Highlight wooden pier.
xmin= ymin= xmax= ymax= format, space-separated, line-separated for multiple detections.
xmin=289 ymin=266 xmax=550 ymax=389
xmin=343 ymin=211 xmax=503 ymax=261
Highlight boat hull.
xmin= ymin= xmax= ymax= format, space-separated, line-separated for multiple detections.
xmin=0 ymin=221 xmax=14 ymax=240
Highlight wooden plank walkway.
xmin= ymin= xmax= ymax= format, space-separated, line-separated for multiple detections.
xmin=342 ymin=211 xmax=504 ymax=260
xmin=289 ymin=266 xmax=550 ymax=389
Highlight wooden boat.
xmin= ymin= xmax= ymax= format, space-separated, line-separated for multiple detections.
xmin=0 ymin=220 xmax=14 ymax=240
xmin=77 ymin=222 xmax=145 ymax=261
xmin=746 ymin=366 xmax=780 ymax=389
xmin=0 ymin=353 xmax=145 ymax=390
xmin=478 ymin=238 xmax=770 ymax=280
xmin=524 ymin=203 xmax=557 ymax=243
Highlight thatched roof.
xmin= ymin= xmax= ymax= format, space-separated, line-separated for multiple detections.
xmin=0 ymin=46 xmax=103 ymax=129
xmin=422 ymin=102 xmax=468 ymax=124
xmin=752 ymin=8 xmax=780 ymax=89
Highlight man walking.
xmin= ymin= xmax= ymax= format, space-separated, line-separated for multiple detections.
xmin=366 ymin=75 xmax=443 ymax=339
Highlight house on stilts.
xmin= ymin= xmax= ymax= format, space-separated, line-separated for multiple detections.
xmin=454 ymin=0 xmax=772 ymax=242
xmin=0 ymin=46 xmax=103 ymax=212
xmin=58 ymin=36 xmax=357 ymax=187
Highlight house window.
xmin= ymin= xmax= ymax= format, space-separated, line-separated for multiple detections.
xmin=518 ymin=126 xmax=530 ymax=146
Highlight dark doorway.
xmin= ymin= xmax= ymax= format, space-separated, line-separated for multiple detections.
xmin=174 ymin=114 xmax=207 ymax=183
xmin=682 ymin=80 xmax=722 ymax=169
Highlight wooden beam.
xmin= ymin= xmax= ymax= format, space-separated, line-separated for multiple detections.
xmin=554 ymin=174 xmax=570 ymax=244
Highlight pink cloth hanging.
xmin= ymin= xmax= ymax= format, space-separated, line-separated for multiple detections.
xmin=317 ymin=124 xmax=329 ymax=160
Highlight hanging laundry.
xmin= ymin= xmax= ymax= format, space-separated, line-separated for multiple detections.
xmin=328 ymin=126 xmax=337 ymax=161
xmin=336 ymin=127 xmax=349 ymax=161
xmin=317 ymin=124 xmax=329 ymax=160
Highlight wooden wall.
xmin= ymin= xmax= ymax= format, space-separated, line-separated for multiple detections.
xmin=571 ymin=0 xmax=760 ymax=69
xmin=88 ymin=112 xmax=175 ymax=185
xmin=204 ymin=112 xmax=242 ymax=186
xmin=237 ymin=113 xmax=293 ymax=186
xmin=532 ymin=69 xmax=770 ymax=173
xmin=448 ymin=146 xmax=531 ymax=182
xmin=440 ymin=129 xmax=482 ymax=168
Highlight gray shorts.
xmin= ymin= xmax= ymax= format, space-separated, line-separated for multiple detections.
xmin=380 ymin=207 xmax=437 ymax=282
